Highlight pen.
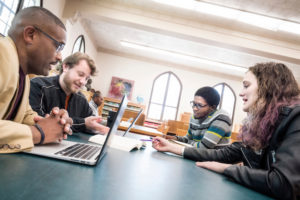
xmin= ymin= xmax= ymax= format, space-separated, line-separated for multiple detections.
xmin=140 ymin=139 xmax=153 ymax=142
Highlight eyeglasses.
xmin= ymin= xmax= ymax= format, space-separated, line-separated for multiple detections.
xmin=190 ymin=101 xmax=208 ymax=109
xmin=34 ymin=26 xmax=65 ymax=52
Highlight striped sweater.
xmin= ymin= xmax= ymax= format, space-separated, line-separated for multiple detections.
xmin=177 ymin=109 xmax=232 ymax=149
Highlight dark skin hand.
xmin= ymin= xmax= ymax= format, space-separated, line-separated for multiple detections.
xmin=31 ymin=107 xmax=73 ymax=144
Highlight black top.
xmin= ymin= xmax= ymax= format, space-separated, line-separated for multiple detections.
xmin=184 ymin=105 xmax=300 ymax=199
xmin=29 ymin=75 xmax=94 ymax=133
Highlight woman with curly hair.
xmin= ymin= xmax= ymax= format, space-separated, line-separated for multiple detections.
xmin=152 ymin=62 xmax=300 ymax=199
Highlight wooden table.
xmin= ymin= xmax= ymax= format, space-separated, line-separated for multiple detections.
xmin=0 ymin=132 xmax=272 ymax=200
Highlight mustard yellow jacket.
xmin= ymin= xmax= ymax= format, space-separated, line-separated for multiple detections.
xmin=0 ymin=36 xmax=37 ymax=153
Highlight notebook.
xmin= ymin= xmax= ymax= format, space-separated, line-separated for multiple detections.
xmin=23 ymin=95 xmax=128 ymax=166
xmin=89 ymin=109 xmax=146 ymax=152
xmin=89 ymin=134 xmax=146 ymax=152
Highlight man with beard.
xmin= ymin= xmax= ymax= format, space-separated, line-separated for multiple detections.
xmin=30 ymin=52 xmax=109 ymax=134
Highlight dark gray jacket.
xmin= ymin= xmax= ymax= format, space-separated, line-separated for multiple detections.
xmin=184 ymin=106 xmax=300 ymax=199
xmin=29 ymin=75 xmax=94 ymax=133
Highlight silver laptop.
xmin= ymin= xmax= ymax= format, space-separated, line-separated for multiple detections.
xmin=122 ymin=109 xmax=143 ymax=137
xmin=24 ymin=95 xmax=128 ymax=166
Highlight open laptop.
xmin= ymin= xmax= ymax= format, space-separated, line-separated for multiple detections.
xmin=24 ymin=95 xmax=128 ymax=166
xmin=122 ymin=109 xmax=143 ymax=137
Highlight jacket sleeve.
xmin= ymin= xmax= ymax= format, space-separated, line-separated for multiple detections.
xmin=1 ymin=81 xmax=37 ymax=153
xmin=71 ymin=117 xmax=86 ymax=133
xmin=22 ymin=77 xmax=38 ymax=125
xmin=0 ymin=120 xmax=33 ymax=153
xmin=183 ymin=142 xmax=243 ymax=163
xmin=71 ymin=98 xmax=94 ymax=133
xmin=29 ymin=78 xmax=47 ymax=117
xmin=0 ymin=38 xmax=35 ymax=153
xmin=22 ymin=105 xmax=37 ymax=125
xmin=223 ymin=115 xmax=300 ymax=200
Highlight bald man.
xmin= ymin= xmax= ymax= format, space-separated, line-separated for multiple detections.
xmin=0 ymin=7 xmax=72 ymax=153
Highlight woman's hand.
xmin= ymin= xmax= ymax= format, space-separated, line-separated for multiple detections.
xmin=152 ymin=136 xmax=184 ymax=155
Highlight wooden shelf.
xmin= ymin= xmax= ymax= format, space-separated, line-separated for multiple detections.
xmin=103 ymin=103 xmax=119 ymax=108
xmin=100 ymin=97 xmax=146 ymax=120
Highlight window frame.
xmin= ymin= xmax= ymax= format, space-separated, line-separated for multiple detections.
xmin=147 ymin=71 xmax=182 ymax=121
xmin=72 ymin=35 xmax=85 ymax=53
xmin=0 ymin=0 xmax=43 ymax=36
xmin=213 ymin=82 xmax=236 ymax=121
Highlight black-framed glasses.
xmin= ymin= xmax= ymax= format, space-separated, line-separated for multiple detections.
xmin=190 ymin=101 xmax=208 ymax=109
xmin=34 ymin=26 xmax=65 ymax=52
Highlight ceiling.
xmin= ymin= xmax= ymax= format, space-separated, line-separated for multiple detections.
xmin=64 ymin=0 xmax=300 ymax=80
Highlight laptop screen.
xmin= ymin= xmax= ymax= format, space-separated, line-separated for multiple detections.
xmin=95 ymin=95 xmax=128 ymax=164
xmin=122 ymin=109 xmax=143 ymax=137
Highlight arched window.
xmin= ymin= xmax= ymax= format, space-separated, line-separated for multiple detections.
xmin=0 ymin=0 xmax=42 ymax=36
xmin=72 ymin=35 xmax=85 ymax=53
xmin=213 ymin=83 xmax=236 ymax=121
xmin=148 ymin=71 xmax=182 ymax=121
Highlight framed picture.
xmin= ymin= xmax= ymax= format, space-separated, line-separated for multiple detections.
xmin=108 ymin=76 xmax=134 ymax=100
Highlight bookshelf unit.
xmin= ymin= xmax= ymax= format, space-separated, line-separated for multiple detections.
xmin=100 ymin=97 xmax=145 ymax=120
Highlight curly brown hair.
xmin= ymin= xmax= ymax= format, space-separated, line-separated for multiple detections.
xmin=60 ymin=52 xmax=96 ymax=75
xmin=241 ymin=62 xmax=300 ymax=150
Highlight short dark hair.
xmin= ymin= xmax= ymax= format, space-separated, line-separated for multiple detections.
xmin=195 ymin=86 xmax=220 ymax=107
xmin=8 ymin=6 xmax=66 ymax=37
xmin=61 ymin=52 xmax=96 ymax=75
xmin=93 ymin=91 xmax=102 ymax=98
xmin=31 ymin=7 xmax=66 ymax=30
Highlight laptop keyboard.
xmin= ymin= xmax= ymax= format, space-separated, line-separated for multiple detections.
xmin=55 ymin=143 xmax=102 ymax=160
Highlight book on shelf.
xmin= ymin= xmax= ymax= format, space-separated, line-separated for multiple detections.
xmin=103 ymin=106 xmax=116 ymax=111
xmin=144 ymin=119 xmax=161 ymax=129
xmin=104 ymin=103 xmax=119 ymax=108
xmin=89 ymin=134 xmax=146 ymax=152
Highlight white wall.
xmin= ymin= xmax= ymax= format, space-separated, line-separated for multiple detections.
xmin=63 ymin=20 xmax=98 ymax=60
xmin=43 ymin=0 xmax=246 ymax=126
xmin=43 ymin=0 xmax=98 ymax=62
xmin=93 ymin=52 xmax=246 ymax=125
xmin=43 ymin=0 xmax=65 ymax=18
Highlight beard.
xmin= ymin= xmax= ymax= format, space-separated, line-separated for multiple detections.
xmin=63 ymin=75 xmax=78 ymax=94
